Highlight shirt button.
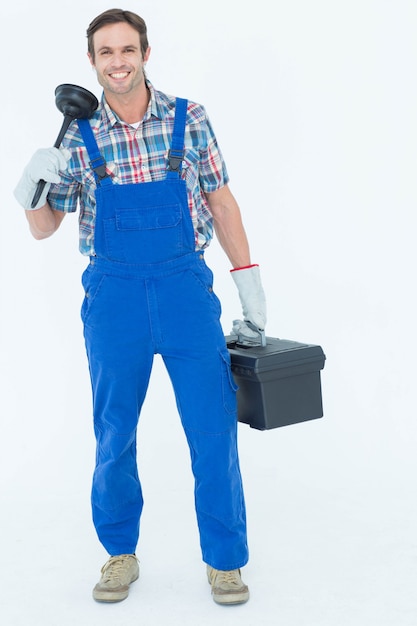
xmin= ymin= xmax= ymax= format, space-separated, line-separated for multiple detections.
xmin=199 ymin=254 xmax=204 ymax=260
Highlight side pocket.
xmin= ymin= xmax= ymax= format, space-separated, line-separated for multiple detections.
xmin=220 ymin=348 xmax=239 ymax=414
xmin=188 ymin=264 xmax=222 ymax=319
xmin=80 ymin=266 xmax=107 ymax=326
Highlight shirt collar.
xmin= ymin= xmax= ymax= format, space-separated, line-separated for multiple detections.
xmin=97 ymin=79 xmax=171 ymax=128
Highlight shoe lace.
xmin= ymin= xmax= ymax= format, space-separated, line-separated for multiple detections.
xmin=217 ymin=569 xmax=241 ymax=587
xmin=101 ymin=556 xmax=132 ymax=583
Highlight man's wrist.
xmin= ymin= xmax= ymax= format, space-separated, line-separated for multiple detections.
xmin=230 ymin=264 xmax=259 ymax=272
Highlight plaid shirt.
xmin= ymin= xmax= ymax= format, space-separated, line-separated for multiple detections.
xmin=47 ymin=80 xmax=229 ymax=256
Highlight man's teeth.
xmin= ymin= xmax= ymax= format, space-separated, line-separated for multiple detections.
xmin=111 ymin=72 xmax=129 ymax=79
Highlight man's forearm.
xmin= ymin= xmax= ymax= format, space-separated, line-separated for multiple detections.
xmin=206 ymin=185 xmax=252 ymax=269
xmin=213 ymin=216 xmax=251 ymax=269
xmin=25 ymin=203 xmax=66 ymax=240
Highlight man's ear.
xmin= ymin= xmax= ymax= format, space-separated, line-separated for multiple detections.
xmin=87 ymin=51 xmax=95 ymax=68
xmin=143 ymin=46 xmax=151 ymax=64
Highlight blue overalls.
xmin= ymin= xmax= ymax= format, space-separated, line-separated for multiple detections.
xmin=77 ymin=98 xmax=248 ymax=570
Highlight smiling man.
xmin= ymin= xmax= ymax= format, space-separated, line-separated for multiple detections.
xmin=14 ymin=8 xmax=267 ymax=606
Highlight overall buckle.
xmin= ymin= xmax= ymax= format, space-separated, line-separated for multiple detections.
xmin=89 ymin=156 xmax=108 ymax=180
xmin=167 ymin=149 xmax=184 ymax=172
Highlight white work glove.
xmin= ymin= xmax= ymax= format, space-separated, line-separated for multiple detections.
xmin=231 ymin=264 xmax=267 ymax=341
xmin=14 ymin=147 xmax=70 ymax=210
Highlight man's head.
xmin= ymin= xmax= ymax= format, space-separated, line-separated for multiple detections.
xmin=87 ymin=9 xmax=149 ymax=64
xmin=86 ymin=9 xmax=151 ymax=101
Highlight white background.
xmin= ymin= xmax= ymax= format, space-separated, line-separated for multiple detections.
xmin=1 ymin=1 xmax=417 ymax=624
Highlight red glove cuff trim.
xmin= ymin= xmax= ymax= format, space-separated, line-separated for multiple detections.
xmin=230 ymin=264 xmax=259 ymax=273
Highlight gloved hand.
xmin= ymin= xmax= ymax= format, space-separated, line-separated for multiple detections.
xmin=232 ymin=319 xmax=264 ymax=343
xmin=14 ymin=147 xmax=71 ymax=210
xmin=231 ymin=264 xmax=267 ymax=330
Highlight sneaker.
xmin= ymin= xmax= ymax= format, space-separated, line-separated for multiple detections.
xmin=207 ymin=565 xmax=250 ymax=605
xmin=93 ymin=554 xmax=139 ymax=603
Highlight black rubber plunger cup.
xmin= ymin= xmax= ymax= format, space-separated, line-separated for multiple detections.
xmin=31 ymin=84 xmax=99 ymax=208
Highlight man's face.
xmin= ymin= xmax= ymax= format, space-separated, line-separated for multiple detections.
xmin=88 ymin=22 xmax=150 ymax=96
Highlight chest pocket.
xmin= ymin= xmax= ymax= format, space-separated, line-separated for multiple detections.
xmin=115 ymin=204 xmax=182 ymax=231
xmin=92 ymin=174 xmax=195 ymax=264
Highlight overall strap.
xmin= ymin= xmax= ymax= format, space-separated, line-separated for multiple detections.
xmin=77 ymin=119 xmax=112 ymax=185
xmin=166 ymin=97 xmax=188 ymax=179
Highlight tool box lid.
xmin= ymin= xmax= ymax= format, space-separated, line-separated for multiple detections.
xmin=226 ymin=336 xmax=326 ymax=373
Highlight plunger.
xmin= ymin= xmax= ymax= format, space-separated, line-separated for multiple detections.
xmin=31 ymin=84 xmax=99 ymax=208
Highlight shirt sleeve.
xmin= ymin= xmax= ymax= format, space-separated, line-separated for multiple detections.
xmin=198 ymin=110 xmax=230 ymax=193
xmin=47 ymin=169 xmax=80 ymax=213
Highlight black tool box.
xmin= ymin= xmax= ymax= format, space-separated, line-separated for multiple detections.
xmin=226 ymin=336 xmax=326 ymax=430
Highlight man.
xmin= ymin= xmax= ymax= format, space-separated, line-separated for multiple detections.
xmin=14 ymin=8 xmax=266 ymax=606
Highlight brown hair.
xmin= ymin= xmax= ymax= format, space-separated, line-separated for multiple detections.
xmin=87 ymin=8 xmax=149 ymax=61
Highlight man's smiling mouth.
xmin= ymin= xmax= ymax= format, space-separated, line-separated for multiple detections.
xmin=109 ymin=72 xmax=130 ymax=79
